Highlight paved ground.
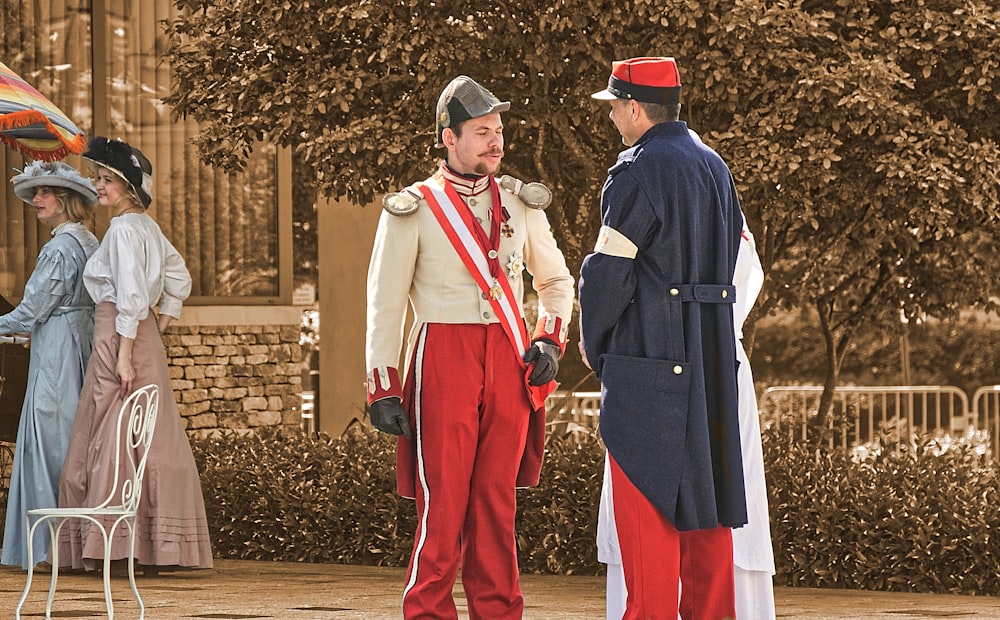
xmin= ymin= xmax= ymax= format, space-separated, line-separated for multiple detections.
xmin=2 ymin=559 xmax=1000 ymax=619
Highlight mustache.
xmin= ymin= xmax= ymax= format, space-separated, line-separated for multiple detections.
xmin=481 ymin=149 xmax=504 ymax=157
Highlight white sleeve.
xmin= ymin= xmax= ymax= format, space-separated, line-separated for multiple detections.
xmin=157 ymin=236 xmax=192 ymax=318
xmin=523 ymin=207 xmax=575 ymax=345
xmin=733 ymin=223 xmax=764 ymax=336
xmin=107 ymin=223 xmax=150 ymax=339
xmin=366 ymin=209 xmax=418 ymax=374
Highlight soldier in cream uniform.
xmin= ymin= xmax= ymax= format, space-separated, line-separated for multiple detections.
xmin=365 ymin=76 xmax=574 ymax=620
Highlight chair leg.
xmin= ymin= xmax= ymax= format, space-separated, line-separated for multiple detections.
xmin=14 ymin=560 xmax=32 ymax=619
xmin=14 ymin=515 xmax=36 ymax=619
xmin=126 ymin=522 xmax=145 ymax=619
xmin=101 ymin=528 xmax=115 ymax=620
xmin=47 ymin=519 xmax=62 ymax=616
xmin=17 ymin=515 xmax=64 ymax=619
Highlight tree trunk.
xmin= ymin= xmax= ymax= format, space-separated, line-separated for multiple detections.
xmin=814 ymin=300 xmax=850 ymax=449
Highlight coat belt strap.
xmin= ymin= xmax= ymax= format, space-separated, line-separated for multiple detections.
xmin=666 ymin=284 xmax=737 ymax=303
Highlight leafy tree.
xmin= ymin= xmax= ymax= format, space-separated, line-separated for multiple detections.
xmin=707 ymin=0 xmax=1000 ymax=429
xmin=164 ymin=0 xmax=1000 ymax=430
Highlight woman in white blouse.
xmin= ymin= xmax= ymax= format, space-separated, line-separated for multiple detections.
xmin=57 ymin=137 xmax=213 ymax=575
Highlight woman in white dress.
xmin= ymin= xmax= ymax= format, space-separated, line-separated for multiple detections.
xmin=57 ymin=137 xmax=213 ymax=574
xmin=0 ymin=161 xmax=99 ymax=570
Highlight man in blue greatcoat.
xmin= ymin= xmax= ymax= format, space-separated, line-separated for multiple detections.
xmin=579 ymin=56 xmax=747 ymax=619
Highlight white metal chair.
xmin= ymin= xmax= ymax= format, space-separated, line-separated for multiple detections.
xmin=15 ymin=383 xmax=160 ymax=619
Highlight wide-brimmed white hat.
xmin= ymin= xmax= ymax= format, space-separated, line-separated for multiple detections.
xmin=11 ymin=160 xmax=98 ymax=206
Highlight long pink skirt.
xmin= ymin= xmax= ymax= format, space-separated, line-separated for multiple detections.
xmin=57 ymin=303 xmax=213 ymax=569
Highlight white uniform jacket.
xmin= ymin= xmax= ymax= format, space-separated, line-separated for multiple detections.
xmin=365 ymin=168 xmax=575 ymax=402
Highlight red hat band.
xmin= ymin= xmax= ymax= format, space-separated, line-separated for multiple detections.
xmin=606 ymin=57 xmax=681 ymax=105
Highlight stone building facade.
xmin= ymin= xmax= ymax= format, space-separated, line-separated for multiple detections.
xmin=164 ymin=323 xmax=305 ymax=439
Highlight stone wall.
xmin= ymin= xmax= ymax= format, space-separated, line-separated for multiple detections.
xmin=162 ymin=324 xmax=305 ymax=438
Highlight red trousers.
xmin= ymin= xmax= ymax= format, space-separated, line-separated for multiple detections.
xmin=610 ymin=455 xmax=736 ymax=620
xmin=402 ymin=323 xmax=530 ymax=620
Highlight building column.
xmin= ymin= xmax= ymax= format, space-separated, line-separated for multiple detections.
xmin=318 ymin=199 xmax=382 ymax=436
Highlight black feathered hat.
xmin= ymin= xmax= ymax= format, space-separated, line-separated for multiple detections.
xmin=82 ymin=136 xmax=153 ymax=208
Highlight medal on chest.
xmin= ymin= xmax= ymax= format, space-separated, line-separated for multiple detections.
xmin=466 ymin=184 xmax=509 ymax=300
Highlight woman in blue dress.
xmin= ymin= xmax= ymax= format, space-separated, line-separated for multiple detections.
xmin=0 ymin=160 xmax=99 ymax=569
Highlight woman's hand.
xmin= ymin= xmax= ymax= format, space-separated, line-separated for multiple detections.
xmin=157 ymin=313 xmax=173 ymax=333
xmin=117 ymin=335 xmax=136 ymax=399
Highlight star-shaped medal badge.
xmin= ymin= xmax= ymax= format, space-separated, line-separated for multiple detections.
xmin=506 ymin=252 xmax=524 ymax=280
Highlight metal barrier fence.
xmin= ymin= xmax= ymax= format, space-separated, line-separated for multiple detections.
xmin=760 ymin=385 xmax=972 ymax=451
xmin=973 ymin=385 xmax=1000 ymax=461
xmin=300 ymin=391 xmax=316 ymax=434
xmin=545 ymin=390 xmax=601 ymax=432
xmin=546 ymin=385 xmax=1000 ymax=460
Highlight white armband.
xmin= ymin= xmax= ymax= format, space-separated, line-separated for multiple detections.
xmin=594 ymin=225 xmax=638 ymax=259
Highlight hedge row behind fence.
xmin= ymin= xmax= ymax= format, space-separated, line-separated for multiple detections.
xmin=191 ymin=421 xmax=1000 ymax=595
xmin=190 ymin=423 xmax=605 ymax=575
xmin=764 ymin=428 xmax=1000 ymax=595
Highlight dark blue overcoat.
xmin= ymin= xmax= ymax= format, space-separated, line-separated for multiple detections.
xmin=579 ymin=122 xmax=747 ymax=531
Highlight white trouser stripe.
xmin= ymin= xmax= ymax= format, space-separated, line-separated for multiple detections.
xmin=403 ymin=325 xmax=430 ymax=603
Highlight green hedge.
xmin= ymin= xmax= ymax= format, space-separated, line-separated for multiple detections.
xmin=764 ymin=424 xmax=1000 ymax=595
xmin=190 ymin=423 xmax=604 ymax=574
xmin=192 ymin=421 xmax=1000 ymax=594
xmin=514 ymin=425 xmax=604 ymax=575
xmin=191 ymin=424 xmax=415 ymax=566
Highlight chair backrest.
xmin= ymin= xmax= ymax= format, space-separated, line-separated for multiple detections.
xmin=92 ymin=384 xmax=159 ymax=513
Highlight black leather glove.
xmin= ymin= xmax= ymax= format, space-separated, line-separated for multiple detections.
xmin=523 ymin=339 xmax=561 ymax=386
xmin=368 ymin=397 xmax=412 ymax=439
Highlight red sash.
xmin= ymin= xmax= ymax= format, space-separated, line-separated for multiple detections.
xmin=419 ymin=180 xmax=550 ymax=409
